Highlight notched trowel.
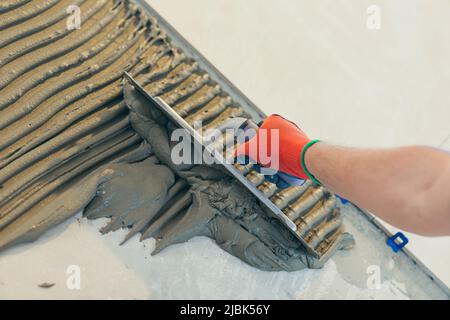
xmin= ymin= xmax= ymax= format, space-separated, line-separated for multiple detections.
xmin=124 ymin=72 xmax=322 ymax=258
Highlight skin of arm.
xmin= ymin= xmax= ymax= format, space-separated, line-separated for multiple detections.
xmin=305 ymin=143 xmax=450 ymax=236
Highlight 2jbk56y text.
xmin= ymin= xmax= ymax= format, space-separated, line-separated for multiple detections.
xmin=224 ymin=304 xmax=270 ymax=317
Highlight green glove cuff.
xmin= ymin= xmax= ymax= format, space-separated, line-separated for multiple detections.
xmin=301 ymin=139 xmax=322 ymax=185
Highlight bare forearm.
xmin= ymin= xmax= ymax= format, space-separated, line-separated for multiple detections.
xmin=305 ymin=143 xmax=450 ymax=236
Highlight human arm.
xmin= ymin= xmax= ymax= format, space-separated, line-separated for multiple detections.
xmin=235 ymin=114 xmax=450 ymax=236
xmin=305 ymin=143 xmax=450 ymax=236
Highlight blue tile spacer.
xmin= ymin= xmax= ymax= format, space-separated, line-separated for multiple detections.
xmin=336 ymin=195 xmax=349 ymax=204
xmin=387 ymin=232 xmax=409 ymax=252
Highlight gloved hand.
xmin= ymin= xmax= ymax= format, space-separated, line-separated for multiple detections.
xmin=235 ymin=114 xmax=320 ymax=182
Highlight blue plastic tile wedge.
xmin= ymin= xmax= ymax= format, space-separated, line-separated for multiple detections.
xmin=387 ymin=232 xmax=409 ymax=253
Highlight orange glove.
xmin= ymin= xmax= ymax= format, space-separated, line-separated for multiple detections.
xmin=235 ymin=114 xmax=321 ymax=182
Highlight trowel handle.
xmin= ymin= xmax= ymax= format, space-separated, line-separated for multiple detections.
xmin=238 ymin=118 xmax=307 ymax=189
xmin=253 ymin=164 xmax=306 ymax=189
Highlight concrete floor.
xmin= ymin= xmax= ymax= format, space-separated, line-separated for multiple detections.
xmin=0 ymin=0 xmax=449 ymax=299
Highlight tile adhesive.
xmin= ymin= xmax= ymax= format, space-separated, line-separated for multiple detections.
xmin=0 ymin=0 xmax=354 ymax=271
xmin=0 ymin=0 xmax=448 ymax=298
